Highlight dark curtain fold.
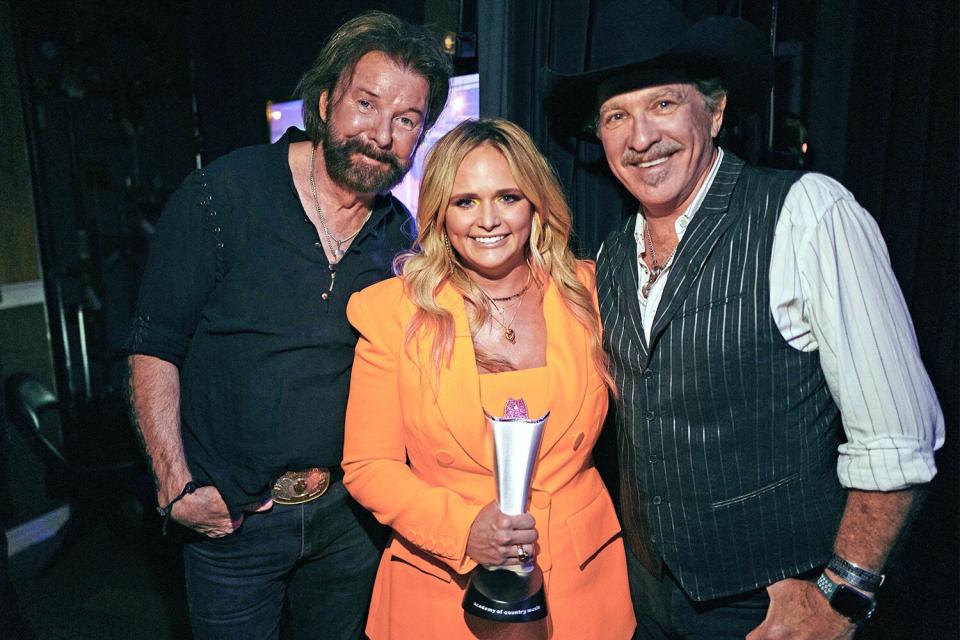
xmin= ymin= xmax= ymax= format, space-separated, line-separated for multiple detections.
xmin=479 ymin=0 xmax=631 ymax=257
xmin=840 ymin=2 xmax=959 ymax=637
xmin=478 ymin=0 xmax=958 ymax=636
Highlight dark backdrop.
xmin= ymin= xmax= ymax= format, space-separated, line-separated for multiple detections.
xmin=8 ymin=0 xmax=957 ymax=636
xmin=478 ymin=0 xmax=958 ymax=638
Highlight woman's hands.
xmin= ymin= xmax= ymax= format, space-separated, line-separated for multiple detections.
xmin=466 ymin=501 xmax=538 ymax=566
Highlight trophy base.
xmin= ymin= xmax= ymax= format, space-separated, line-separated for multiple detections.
xmin=462 ymin=565 xmax=548 ymax=623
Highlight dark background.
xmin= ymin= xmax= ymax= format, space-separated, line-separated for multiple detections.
xmin=1 ymin=0 xmax=956 ymax=638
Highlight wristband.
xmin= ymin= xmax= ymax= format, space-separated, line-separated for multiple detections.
xmin=157 ymin=481 xmax=199 ymax=535
xmin=827 ymin=555 xmax=885 ymax=593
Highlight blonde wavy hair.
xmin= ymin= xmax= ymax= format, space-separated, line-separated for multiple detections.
xmin=394 ymin=118 xmax=614 ymax=392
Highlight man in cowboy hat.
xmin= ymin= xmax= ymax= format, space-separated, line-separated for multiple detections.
xmin=542 ymin=1 xmax=943 ymax=638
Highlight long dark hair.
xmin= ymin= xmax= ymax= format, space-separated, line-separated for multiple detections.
xmin=295 ymin=11 xmax=452 ymax=144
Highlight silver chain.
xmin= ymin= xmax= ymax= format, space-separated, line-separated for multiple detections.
xmin=641 ymin=220 xmax=680 ymax=299
xmin=309 ymin=145 xmax=372 ymax=263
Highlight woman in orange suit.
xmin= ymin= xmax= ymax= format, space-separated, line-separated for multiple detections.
xmin=342 ymin=118 xmax=635 ymax=639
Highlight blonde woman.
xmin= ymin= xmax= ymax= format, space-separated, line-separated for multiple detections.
xmin=342 ymin=118 xmax=634 ymax=639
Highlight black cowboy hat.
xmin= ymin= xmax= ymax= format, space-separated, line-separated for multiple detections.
xmin=540 ymin=0 xmax=773 ymax=140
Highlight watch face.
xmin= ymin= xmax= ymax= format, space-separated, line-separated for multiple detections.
xmin=832 ymin=585 xmax=873 ymax=621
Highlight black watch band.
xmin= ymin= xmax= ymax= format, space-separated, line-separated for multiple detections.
xmin=816 ymin=572 xmax=877 ymax=624
xmin=157 ymin=481 xmax=199 ymax=535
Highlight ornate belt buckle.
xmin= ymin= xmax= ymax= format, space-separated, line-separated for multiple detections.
xmin=271 ymin=467 xmax=331 ymax=505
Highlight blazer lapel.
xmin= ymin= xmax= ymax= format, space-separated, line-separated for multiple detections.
xmin=537 ymin=278 xmax=589 ymax=459
xmin=426 ymin=283 xmax=493 ymax=471
xmin=647 ymin=153 xmax=745 ymax=352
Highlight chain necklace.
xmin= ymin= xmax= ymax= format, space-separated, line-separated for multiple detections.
xmin=473 ymin=270 xmax=533 ymax=344
xmin=641 ymin=222 xmax=680 ymax=299
xmin=482 ymin=289 xmax=526 ymax=344
xmin=309 ymin=145 xmax=373 ymax=298
xmin=489 ymin=270 xmax=533 ymax=302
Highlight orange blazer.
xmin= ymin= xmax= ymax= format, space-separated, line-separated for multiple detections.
xmin=343 ymin=263 xmax=634 ymax=639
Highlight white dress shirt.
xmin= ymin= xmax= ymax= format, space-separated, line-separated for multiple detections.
xmin=606 ymin=148 xmax=944 ymax=492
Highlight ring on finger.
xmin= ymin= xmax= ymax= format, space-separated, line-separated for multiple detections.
xmin=517 ymin=544 xmax=530 ymax=563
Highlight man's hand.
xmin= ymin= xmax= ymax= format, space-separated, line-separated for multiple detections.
xmin=746 ymin=577 xmax=855 ymax=640
xmin=171 ymin=485 xmax=245 ymax=538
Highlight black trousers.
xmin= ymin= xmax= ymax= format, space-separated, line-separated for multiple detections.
xmin=626 ymin=548 xmax=770 ymax=640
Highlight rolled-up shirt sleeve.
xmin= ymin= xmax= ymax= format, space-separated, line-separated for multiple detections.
xmin=781 ymin=174 xmax=944 ymax=491
xmin=127 ymin=170 xmax=221 ymax=367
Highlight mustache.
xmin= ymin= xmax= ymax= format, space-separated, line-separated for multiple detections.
xmin=341 ymin=136 xmax=403 ymax=170
xmin=621 ymin=142 xmax=683 ymax=167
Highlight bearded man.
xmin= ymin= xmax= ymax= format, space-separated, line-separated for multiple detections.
xmin=126 ymin=12 xmax=450 ymax=639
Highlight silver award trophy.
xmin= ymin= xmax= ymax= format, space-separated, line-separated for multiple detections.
xmin=462 ymin=398 xmax=549 ymax=623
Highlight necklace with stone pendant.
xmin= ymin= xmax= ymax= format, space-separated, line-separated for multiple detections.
xmin=641 ymin=224 xmax=679 ymax=299
xmin=487 ymin=294 xmax=525 ymax=344
xmin=476 ymin=270 xmax=533 ymax=343
xmin=308 ymin=145 xmax=373 ymax=299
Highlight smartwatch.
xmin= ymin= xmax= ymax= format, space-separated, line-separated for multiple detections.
xmin=816 ymin=572 xmax=877 ymax=624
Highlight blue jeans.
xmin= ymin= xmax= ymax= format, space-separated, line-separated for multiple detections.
xmin=183 ymin=481 xmax=382 ymax=640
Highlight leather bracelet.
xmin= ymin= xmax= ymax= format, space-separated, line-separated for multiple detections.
xmin=157 ymin=481 xmax=199 ymax=536
xmin=827 ymin=555 xmax=885 ymax=592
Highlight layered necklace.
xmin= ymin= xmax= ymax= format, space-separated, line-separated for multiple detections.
xmin=309 ymin=145 xmax=373 ymax=298
xmin=640 ymin=221 xmax=680 ymax=299
xmin=476 ymin=270 xmax=533 ymax=344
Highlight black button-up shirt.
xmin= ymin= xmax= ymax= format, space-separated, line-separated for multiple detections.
xmin=128 ymin=127 xmax=415 ymax=518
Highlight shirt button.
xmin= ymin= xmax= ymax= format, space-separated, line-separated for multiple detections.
xmin=652 ymin=496 xmax=662 ymax=505
xmin=321 ymin=292 xmax=329 ymax=301
xmin=678 ymin=218 xmax=689 ymax=228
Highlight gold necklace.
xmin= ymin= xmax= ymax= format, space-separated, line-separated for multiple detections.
xmin=475 ymin=269 xmax=533 ymax=344
xmin=483 ymin=290 xmax=525 ymax=344
xmin=488 ymin=271 xmax=533 ymax=302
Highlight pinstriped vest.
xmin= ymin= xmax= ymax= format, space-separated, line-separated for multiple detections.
xmin=597 ymin=153 xmax=846 ymax=601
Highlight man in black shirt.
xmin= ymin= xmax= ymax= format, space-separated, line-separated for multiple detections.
xmin=127 ymin=12 xmax=450 ymax=639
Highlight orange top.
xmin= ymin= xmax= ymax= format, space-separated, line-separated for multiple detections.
xmin=480 ymin=366 xmax=549 ymax=421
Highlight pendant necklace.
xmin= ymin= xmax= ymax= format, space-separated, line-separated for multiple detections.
xmin=641 ymin=224 xmax=679 ymax=299
xmin=477 ymin=271 xmax=533 ymax=344
xmin=486 ymin=293 xmax=525 ymax=344
xmin=309 ymin=145 xmax=373 ymax=299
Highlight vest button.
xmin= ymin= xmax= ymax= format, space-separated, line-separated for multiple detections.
xmin=645 ymin=410 xmax=655 ymax=421
xmin=652 ymin=496 xmax=662 ymax=505
xmin=648 ymin=454 xmax=660 ymax=463
xmin=643 ymin=370 xmax=654 ymax=379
